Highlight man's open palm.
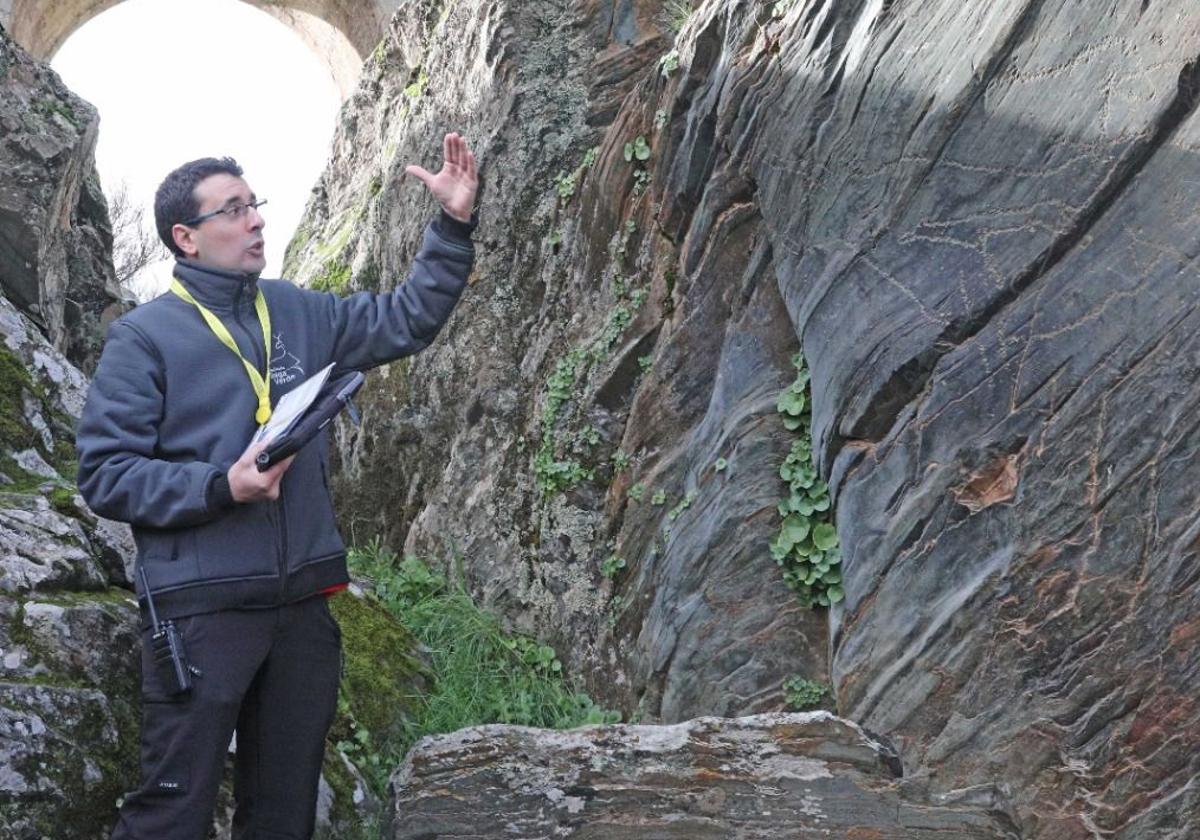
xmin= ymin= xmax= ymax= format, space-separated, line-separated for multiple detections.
xmin=406 ymin=132 xmax=478 ymax=223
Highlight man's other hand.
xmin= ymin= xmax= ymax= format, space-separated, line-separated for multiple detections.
xmin=405 ymin=132 xmax=478 ymax=222
xmin=228 ymin=442 xmax=295 ymax=503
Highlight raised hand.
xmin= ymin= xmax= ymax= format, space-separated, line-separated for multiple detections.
xmin=405 ymin=132 xmax=478 ymax=223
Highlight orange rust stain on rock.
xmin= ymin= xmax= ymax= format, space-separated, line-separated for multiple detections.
xmin=845 ymin=828 xmax=886 ymax=840
xmin=1128 ymin=691 xmax=1198 ymax=761
xmin=1169 ymin=616 xmax=1200 ymax=649
xmin=1024 ymin=543 xmax=1062 ymax=571
xmin=951 ymin=453 xmax=1019 ymax=513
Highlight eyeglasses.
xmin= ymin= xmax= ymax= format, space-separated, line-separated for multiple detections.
xmin=182 ymin=199 xmax=268 ymax=226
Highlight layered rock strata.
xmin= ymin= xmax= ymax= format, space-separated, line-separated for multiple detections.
xmin=296 ymin=0 xmax=1200 ymax=836
xmin=388 ymin=713 xmax=1019 ymax=839
xmin=288 ymin=0 xmax=831 ymax=733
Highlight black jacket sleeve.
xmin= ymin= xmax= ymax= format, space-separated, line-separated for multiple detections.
xmin=324 ymin=213 xmax=475 ymax=370
xmin=76 ymin=321 xmax=230 ymax=528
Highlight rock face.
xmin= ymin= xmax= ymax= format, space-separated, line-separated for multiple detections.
xmin=4 ymin=0 xmax=1200 ymax=834
xmin=0 ymin=291 xmax=142 ymax=836
xmin=0 ymin=591 xmax=141 ymax=839
xmin=0 ymin=22 xmax=126 ymax=373
xmin=296 ymin=0 xmax=1200 ymax=836
xmin=0 ymin=28 xmax=145 ymax=836
xmin=689 ymin=3 xmax=1200 ymax=837
xmin=388 ymin=712 xmax=1019 ymax=838
xmin=289 ymin=0 xmax=831 ymax=732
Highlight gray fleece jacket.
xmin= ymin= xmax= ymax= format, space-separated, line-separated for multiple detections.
xmin=76 ymin=213 xmax=474 ymax=620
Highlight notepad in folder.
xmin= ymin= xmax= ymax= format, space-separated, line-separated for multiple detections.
xmin=252 ymin=364 xmax=365 ymax=471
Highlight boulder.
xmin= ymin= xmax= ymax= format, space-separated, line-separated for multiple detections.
xmin=387 ymin=712 xmax=1019 ymax=838
xmin=0 ymin=591 xmax=140 ymax=838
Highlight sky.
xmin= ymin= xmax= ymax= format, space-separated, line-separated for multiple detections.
xmin=52 ymin=0 xmax=343 ymax=299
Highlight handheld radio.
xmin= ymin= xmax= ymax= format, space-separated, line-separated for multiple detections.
xmin=138 ymin=566 xmax=199 ymax=695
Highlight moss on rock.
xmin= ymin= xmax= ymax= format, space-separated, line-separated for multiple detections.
xmin=322 ymin=587 xmax=431 ymax=835
xmin=311 ymin=261 xmax=353 ymax=296
xmin=0 ymin=346 xmax=40 ymax=453
xmin=329 ymin=589 xmax=430 ymax=747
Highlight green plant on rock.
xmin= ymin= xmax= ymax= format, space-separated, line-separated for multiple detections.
xmin=651 ymin=489 xmax=667 ymax=506
xmin=621 ymin=138 xmax=653 ymax=200
xmin=554 ymin=146 xmax=600 ymax=204
xmin=48 ymin=485 xmax=78 ymax=515
xmin=628 ymin=482 xmax=646 ymax=502
xmin=633 ymin=170 xmax=651 ymax=196
xmin=403 ymin=68 xmax=429 ymax=99
xmin=783 ymin=676 xmax=829 ymax=710
xmin=611 ymin=450 xmax=631 ymax=473
xmin=658 ymin=50 xmax=680 ymax=77
xmin=576 ymin=425 xmax=601 ymax=448
xmin=554 ymin=170 xmax=578 ymax=200
xmin=33 ymin=96 xmax=78 ymax=129
xmin=592 ymin=306 xmax=633 ymax=359
xmin=534 ymin=282 xmax=646 ymax=496
xmin=600 ymin=554 xmax=626 ymax=579
xmin=614 ymin=218 xmax=641 ymax=271
xmin=510 ymin=639 xmax=562 ymax=675
xmin=534 ymin=349 xmax=593 ymax=494
xmin=333 ymin=710 xmax=386 ymax=786
xmin=322 ymin=559 xmax=431 ymax=796
xmin=0 ymin=347 xmax=42 ymax=454
xmin=667 ymin=490 xmax=697 ymax=521
xmin=665 ymin=0 xmax=692 ymax=33
xmin=623 ymin=136 xmax=651 ymax=163
xmin=607 ymin=593 xmax=627 ymax=628
xmin=771 ymin=353 xmax=843 ymax=608
xmin=654 ymin=108 xmax=669 ymax=131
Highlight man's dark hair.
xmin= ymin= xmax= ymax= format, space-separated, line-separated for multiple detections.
xmin=153 ymin=157 xmax=243 ymax=258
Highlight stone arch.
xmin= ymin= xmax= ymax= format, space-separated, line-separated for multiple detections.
xmin=0 ymin=0 xmax=401 ymax=98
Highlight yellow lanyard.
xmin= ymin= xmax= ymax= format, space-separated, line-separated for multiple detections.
xmin=170 ymin=278 xmax=273 ymax=424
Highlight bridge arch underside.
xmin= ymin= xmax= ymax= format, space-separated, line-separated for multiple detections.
xmin=3 ymin=0 xmax=400 ymax=98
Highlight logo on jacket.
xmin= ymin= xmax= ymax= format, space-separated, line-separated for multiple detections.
xmin=270 ymin=333 xmax=305 ymax=385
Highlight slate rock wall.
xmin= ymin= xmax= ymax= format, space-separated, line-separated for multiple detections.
xmin=290 ymin=0 xmax=831 ymax=734
xmin=298 ymin=0 xmax=1200 ymax=836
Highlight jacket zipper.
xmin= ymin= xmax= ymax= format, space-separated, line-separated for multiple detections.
xmin=231 ymin=280 xmax=266 ymax=372
xmin=233 ymin=280 xmax=289 ymax=601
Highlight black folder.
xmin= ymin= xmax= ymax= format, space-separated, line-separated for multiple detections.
xmin=255 ymin=370 xmax=365 ymax=471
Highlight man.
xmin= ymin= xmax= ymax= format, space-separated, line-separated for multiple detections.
xmin=76 ymin=133 xmax=478 ymax=839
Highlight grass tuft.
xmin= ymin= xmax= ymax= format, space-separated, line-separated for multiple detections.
xmin=345 ymin=539 xmax=619 ymax=773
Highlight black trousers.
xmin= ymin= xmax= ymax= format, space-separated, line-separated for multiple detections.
xmin=110 ymin=595 xmax=342 ymax=840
